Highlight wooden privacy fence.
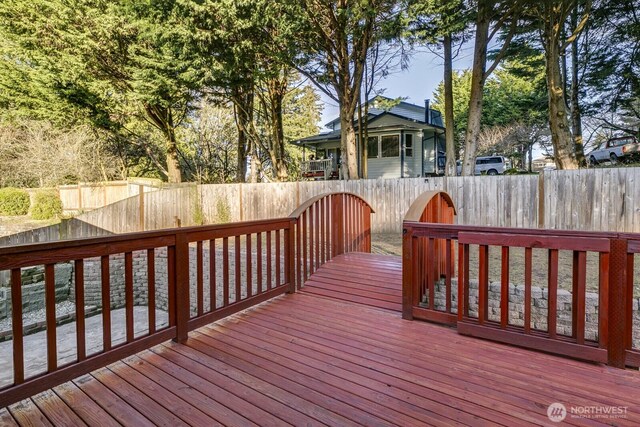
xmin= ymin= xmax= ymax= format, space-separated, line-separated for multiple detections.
xmin=6 ymin=168 xmax=640 ymax=247
xmin=0 ymin=192 xmax=374 ymax=408
xmin=403 ymin=191 xmax=640 ymax=369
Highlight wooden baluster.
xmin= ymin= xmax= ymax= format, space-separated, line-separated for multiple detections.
xmin=479 ymin=245 xmax=489 ymax=324
xmin=548 ymin=249 xmax=559 ymax=338
xmin=125 ymin=252 xmax=134 ymax=342
xmin=320 ymin=197 xmax=326 ymax=264
xmin=607 ymin=239 xmax=627 ymax=367
xmin=174 ymin=233 xmax=190 ymax=343
xmin=209 ymin=240 xmax=216 ymax=311
xmin=267 ymin=230 xmax=273 ymax=289
xmin=101 ymin=256 xmax=111 ymax=351
xmin=326 ymin=197 xmax=332 ymax=260
xmin=235 ymin=235 xmax=241 ymax=302
xmin=573 ymin=251 xmax=587 ymax=343
xmin=626 ymin=253 xmax=635 ymax=352
xmin=197 ymin=241 xmax=204 ymax=316
xmin=500 ymin=246 xmax=509 ymax=328
xmin=147 ymin=249 xmax=156 ymax=334
xmin=75 ymin=260 xmax=86 ymax=359
xmin=598 ymin=252 xmax=609 ymax=349
xmin=223 ymin=237 xmax=229 ymax=306
xmin=412 ymin=236 xmax=420 ymax=308
xmin=295 ymin=221 xmax=301 ymax=290
xmin=445 ymin=239 xmax=452 ymax=313
xmin=456 ymin=243 xmax=465 ymax=321
xmin=286 ymin=222 xmax=295 ymax=293
xmin=11 ymin=268 xmax=24 ymax=384
xmin=246 ymin=234 xmax=252 ymax=298
xmin=314 ymin=202 xmax=320 ymax=269
xmin=167 ymin=246 xmax=176 ymax=327
xmin=428 ymin=238 xmax=435 ymax=311
xmin=402 ymin=227 xmax=413 ymax=320
xmin=309 ymin=204 xmax=314 ymax=274
xmin=276 ymin=229 xmax=281 ymax=286
xmin=524 ymin=247 xmax=532 ymax=334
xmin=45 ymin=264 xmax=57 ymax=371
xmin=331 ymin=194 xmax=344 ymax=256
xmin=257 ymin=233 xmax=263 ymax=294
xmin=301 ymin=212 xmax=307 ymax=281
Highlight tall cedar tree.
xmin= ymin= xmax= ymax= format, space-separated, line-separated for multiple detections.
xmin=293 ymin=0 xmax=402 ymax=179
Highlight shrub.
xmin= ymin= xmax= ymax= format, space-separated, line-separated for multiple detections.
xmin=0 ymin=187 xmax=30 ymax=216
xmin=30 ymin=191 xmax=63 ymax=220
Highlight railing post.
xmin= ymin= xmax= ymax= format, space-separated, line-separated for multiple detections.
xmin=285 ymin=220 xmax=296 ymax=294
xmin=607 ymin=238 xmax=628 ymax=368
xmin=332 ymin=194 xmax=344 ymax=256
xmin=363 ymin=205 xmax=372 ymax=253
xmin=174 ymin=232 xmax=190 ymax=343
xmin=402 ymin=225 xmax=414 ymax=320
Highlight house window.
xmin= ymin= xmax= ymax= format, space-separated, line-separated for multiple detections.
xmin=367 ymin=136 xmax=379 ymax=158
xmin=381 ymin=135 xmax=400 ymax=157
xmin=405 ymin=134 xmax=413 ymax=157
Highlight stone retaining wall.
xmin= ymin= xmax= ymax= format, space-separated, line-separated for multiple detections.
xmin=429 ymin=279 xmax=640 ymax=348
xmin=0 ymin=264 xmax=73 ymax=320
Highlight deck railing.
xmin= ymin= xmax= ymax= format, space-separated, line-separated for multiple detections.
xmin=0 ymin=191 xmax=374 ymax=408
xmin=403 ymin=191 xmax=639 ymax=368
xmin=289 ymin=192 xmax=373 ymax=289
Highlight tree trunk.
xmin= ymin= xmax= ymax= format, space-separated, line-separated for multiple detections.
xmin=461 ymin=0 xmax=491 ymax=176
xmin=339 ymin=109 xmax=359 ymax=180
xmin=544 ymin=7 xmax=578 ymax=170
xmin=232 ymin=84 xmax=255 ymax=183
xmin=165 ymin=129 xmax=182 ymax=183
xmin=570 ymin=7 xmax=585 ymax=166
xmin=268 ymin=78 xmax=288 ymax=182
xmin=443 ymin=34 xmax=457 ymax=177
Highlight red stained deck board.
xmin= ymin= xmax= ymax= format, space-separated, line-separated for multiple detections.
xmin=4 ymin=252 xmax=640 ymax=427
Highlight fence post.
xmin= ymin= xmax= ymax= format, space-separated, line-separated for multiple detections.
xmin=608 ymin=238 xmax=628 ymax=368
xmin=537 ymin=171 xmax=545 ymax=228
xmin=173 ymin=232 xmax=190 ymax=343
xmin=285 ymin=220 xmax=296 ymax=293
xmin=331 ymin=194 xmax=344 ymax=256
xmin=402 ymin=226 xmax=414 ymax=320
xmin=138 ymin=185 xmax=145 ymax=231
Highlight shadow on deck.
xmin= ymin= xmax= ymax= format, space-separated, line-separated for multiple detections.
xmin=3 ymin=253 xmax=640 ymax=426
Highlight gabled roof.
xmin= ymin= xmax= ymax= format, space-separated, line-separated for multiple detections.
xmin=323 ymin=96 xmax=443 ymax=128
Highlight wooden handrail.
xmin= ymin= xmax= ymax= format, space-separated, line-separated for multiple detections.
xmin=0 ymin=192 xmax=376 ymax=408
xmin=289 ymin=192 xmax=374 ymax=290
xmin=403 ymin=217 xmax=639 ymax=368
xmin=288 ymin=192 xmax=375 ymax=219
xmin=403 ymin=190 xmax=455 ymax=222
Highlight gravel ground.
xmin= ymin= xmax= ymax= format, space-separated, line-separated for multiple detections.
xmin=371 ymin=233 xmax=640 ymax=296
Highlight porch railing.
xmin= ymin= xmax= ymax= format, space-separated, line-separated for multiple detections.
xmin=0 ymin=191 xmax=374 ymax=408
xmin=301 ymin=158 xmax=336 ymax=180
xmin=403 ymin=191 xmax=640 ymax=369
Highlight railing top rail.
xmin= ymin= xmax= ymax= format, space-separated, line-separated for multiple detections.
xmin=404 ymin=191 xmax=456 ymax=222
xmin=403 ymin=220 xmax=640 ymax=241
xmin=288 ymin=192 xmax=375 ymax=219
xmin=0 ymin=217 xmax=292 ymax=256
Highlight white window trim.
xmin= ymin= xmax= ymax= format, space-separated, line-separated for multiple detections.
xmin=379 ymin=133 xmax=401 ymax=158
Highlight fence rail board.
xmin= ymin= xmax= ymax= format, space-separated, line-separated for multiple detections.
xmin=5 ymin=168 xmax=640 ymax=247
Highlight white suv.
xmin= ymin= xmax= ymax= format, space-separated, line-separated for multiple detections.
xmin=456 ymin=156 xmax=509 ymax=175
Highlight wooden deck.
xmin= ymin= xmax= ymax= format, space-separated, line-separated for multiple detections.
xmin=2 ymin=253 xmax=640 ymax=426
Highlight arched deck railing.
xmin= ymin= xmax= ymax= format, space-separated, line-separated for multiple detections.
xmin=289 ymin=192 xmax=374 ymax=290
xmin=0 ymin=191 xmax=374 ymax=408
xmin=402 ymin=191 xmax=457 ymax=325
xmin=403 ymin=190 xmax=639 ymax=369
